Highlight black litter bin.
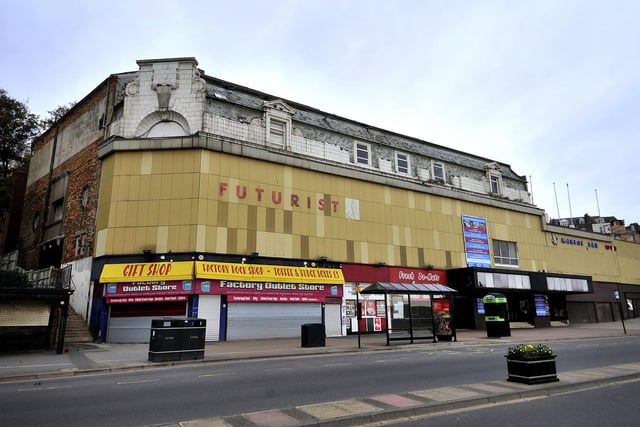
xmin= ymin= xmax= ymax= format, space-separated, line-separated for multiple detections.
xmin=301 ymin=323 xmax=325 ymax=347
xmin=180 ymin=318 xmax=206 ymax=360
xmin=148 ymin=318 xmax=184 ymax=362
xmin=148 ymin=318 xmax=207 ymax=362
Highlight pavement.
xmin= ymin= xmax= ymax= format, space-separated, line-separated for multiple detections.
xmin=2 ymin=319 xmax=640 ymax=426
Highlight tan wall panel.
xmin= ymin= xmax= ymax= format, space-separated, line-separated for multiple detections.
xmin=133 ymin=227 xmax=147 ymax=250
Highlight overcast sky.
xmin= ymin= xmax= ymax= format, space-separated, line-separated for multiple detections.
xmin=2 ymin=0 xmax=639 ymax=225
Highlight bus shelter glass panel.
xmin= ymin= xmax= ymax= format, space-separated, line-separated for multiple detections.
xmin=410 ymin=294 xmax=433 ymax=339
xmin=389 ymin=295 xmax=411 ymax=340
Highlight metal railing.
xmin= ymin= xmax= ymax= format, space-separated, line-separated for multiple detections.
xmin=28 ymin=265 xmax=73 ymax=289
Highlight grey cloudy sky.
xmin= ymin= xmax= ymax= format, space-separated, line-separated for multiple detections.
xmin=2 ymin=0 xmax=639 ymax=225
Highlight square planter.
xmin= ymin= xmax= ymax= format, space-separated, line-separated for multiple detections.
xmin=506 ymin=355 xmax=558 ymax=384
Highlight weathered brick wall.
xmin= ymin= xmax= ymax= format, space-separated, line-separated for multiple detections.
xmin=19 ymin=175 xmax=49 ymax=268
xmin=19 ymin=78 xmax=114 ymax=269
xmin=61 ymin=142 xmax=100 ymax=262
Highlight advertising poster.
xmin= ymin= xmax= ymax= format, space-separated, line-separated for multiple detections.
xmin=376 ymin=300 xmax=386 ymax=317
xmin=462 ymin=215 xmax=492 ymax=268
xmin=534 ymin=294 xmax=550 ymax=316
xmin=433 ymin=298 xmax=452 ymax=336
xmin=364 ymin=300 xmax=377 ymax=317
xmin=345 ymin=300 xmax=356 ymax=317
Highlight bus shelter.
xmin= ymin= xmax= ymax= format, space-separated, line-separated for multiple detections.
xmin=360 ymin=282 xmax=457 ymax=344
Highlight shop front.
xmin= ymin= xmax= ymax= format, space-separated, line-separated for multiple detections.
xmin=97 ymin=260 xmax=345 ymax=343
xmin=98 ymin=261 xmax=195 ymax=342
xmin=341 ymin=264 xmax=454 ymax=341
xmin=447 ymin=267 xmax=593 ymax=330
xmin=194 ymin=261 xmax=344 ymax=341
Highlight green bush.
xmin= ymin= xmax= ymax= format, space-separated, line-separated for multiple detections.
xmin=0 ymin=269 xmax=31 ymax=288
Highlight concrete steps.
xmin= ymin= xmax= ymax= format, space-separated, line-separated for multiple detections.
xmin=64 ymin=308 xmax=94 ymax=343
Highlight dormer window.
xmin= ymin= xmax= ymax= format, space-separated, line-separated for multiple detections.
xmin=354 ymin=141 xmax=371 ymax=166
xmin=432 ymin=161 xmax=445 ymax=182
xmin=269 ymin=118 xmax=286 ymax=146
xmin=263 ymin=100 xmax=295 ymax=148
xmin=485 ymin=162 xmax=502 ymax=195
xmin=395 ymin=152 xmax=409 ymax=174
xmin=490 ymin=174 xmax=501 ymax=194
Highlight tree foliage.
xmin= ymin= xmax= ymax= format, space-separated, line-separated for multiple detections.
xmin=0 ymin=89 xmax=76 ymax=215
xmin=0 ymin=89 xmax=40 ymax=177
xmin=40 ymin=102 xmax=76 ymax=129
xmin=0 ymin=89 xmax=41 ymax=214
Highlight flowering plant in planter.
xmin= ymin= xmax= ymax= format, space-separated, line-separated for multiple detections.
xmin=506 ymin=344 xmax=554 ymax=359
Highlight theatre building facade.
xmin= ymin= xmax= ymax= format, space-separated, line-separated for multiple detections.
xmin=16 ymin=57 xmax=640 ymax=343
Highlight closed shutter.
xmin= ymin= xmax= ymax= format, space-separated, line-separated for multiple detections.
xmin=227 ymin=303 xmax=321 ymax=340
xmin=198 ymin=295 xmax=221 ymax=341
xmin=107 ymin=302 xmax=187 ymax=343
xmin=325 ymin=303 xmax=342 ymax=337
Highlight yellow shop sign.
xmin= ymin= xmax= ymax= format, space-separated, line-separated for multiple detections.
xmin=100 ymin=261 xmax=194 ymax=283
xmin=196 ymin=261 xmax=344 ymax=285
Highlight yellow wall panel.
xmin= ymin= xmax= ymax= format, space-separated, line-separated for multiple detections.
xmin=133 ymin=227 xmax=147 ymax=252
xmin=111 ymin=228 xmax=126 ymax=253
xmin=135 ymin=200 xmax=149 ymax=227
xmin=157 ymin=200 xmax=170 ymax=225
xmin=216 ymin=226 xmax=227 ymax=253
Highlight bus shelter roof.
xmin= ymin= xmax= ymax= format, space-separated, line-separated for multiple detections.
xmin=360 ymin=282 xmax=457 ymax=294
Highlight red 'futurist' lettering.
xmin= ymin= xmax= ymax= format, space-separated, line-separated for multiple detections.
xmin=218 ymin=181 xmax=339 ymax=213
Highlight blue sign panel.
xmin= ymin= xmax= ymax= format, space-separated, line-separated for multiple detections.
xmin=462 ymin=215 xmax=491 ymax=268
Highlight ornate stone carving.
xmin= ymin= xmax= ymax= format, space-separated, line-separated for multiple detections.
xmin=153 ymin=83 xmax=173 ymax=113
xmin=192 ymin=68 xmax=206 ymax=93
xmin=125 ymin=79 xmax=140 ymax=96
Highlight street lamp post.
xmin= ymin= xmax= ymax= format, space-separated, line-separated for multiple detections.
xmin=355 ymin=283 xmax=361 ymax=349
xmin=615 ymin=288 xmax=627 ymax=335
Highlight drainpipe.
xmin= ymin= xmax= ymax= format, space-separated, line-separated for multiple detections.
xmin=102 ymin=75 xmax=112 ymax=140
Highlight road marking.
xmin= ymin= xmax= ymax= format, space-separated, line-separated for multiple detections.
xmin=117 ymin=379 xmax=159 ymax=385
xmin=198 ymin=371 xmax=237 ymax=378
xmin=18 ymin=385 xmax=72 ymax=392
xmin=322 ymin=362 xmax=352 ymax=367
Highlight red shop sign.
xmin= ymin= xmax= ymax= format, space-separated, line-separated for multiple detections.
xmin=196 ymin=280 xmax=342 ymax=302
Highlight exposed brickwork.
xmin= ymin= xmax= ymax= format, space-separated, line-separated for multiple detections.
xmin=19 ymin=79 xmax=114 ymax=269
xmin=18 ymin=174 xmax=49 ymax=268
xmin=61 ymin=142 xmax=100 ymax=262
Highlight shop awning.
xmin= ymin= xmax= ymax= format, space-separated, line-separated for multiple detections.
xmin=360 ymin=282 xmax=457 ymax=294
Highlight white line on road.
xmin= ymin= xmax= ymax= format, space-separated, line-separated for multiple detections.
xmin=18 ymin=385 xmax=73 ymax=392
xmin=117 ymin=379 xmax=159 ymax=385
xmin=198 ymin=372 xmax=237 ymax=378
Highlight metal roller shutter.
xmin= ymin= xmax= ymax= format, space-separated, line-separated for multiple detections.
xmin=198 ymin=295 xmax=221 ymax=341
xmin=227 ymin=303 xmax=321 ymax=340
xmin=325 ymin=304 xmax=342 ymax=336
xmin=107 ymin=302 xmax=187 ymax=343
